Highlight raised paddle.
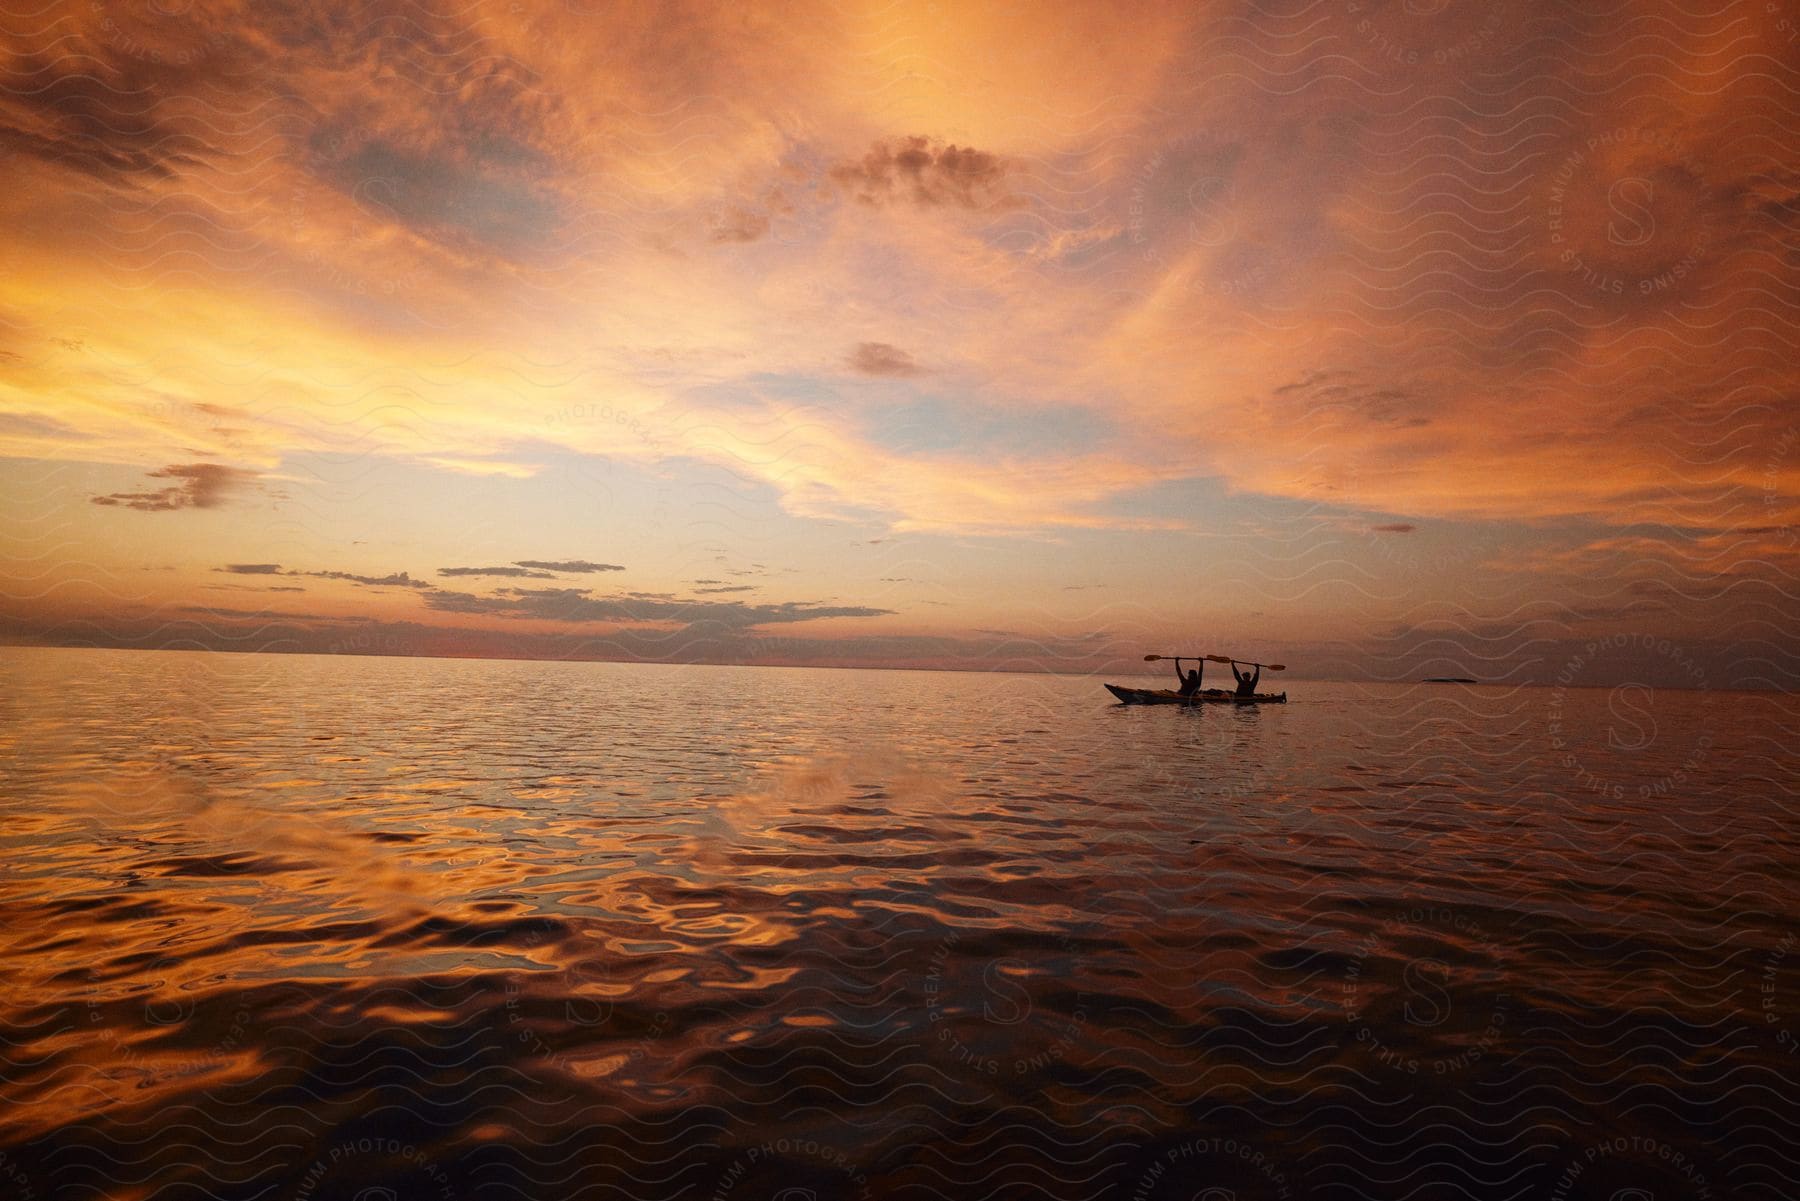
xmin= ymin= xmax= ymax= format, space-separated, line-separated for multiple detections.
xmin=1205 ymin=654 xmax=1285 ymax=671
xmin=1144 ymin=653 xmax=1286 ymax=670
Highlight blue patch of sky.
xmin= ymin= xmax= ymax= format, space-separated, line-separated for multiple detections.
xmin=862 ymin=393 xmax=1116 ymax=460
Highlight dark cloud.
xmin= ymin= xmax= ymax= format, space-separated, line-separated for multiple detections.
xmin=829 ymin=136 xmax=1017 ymax=210
xmin=92 ymin=464 xmax=255 ymax=512
xmin=847 ymin=342 xmax=924 ymax=378
xmin=33 ymin=1 xmax=560 ymax=310
xmin=513 ymin=559 xmax=625 ymax=573
xmin=271 ymin=4 xmax=570 ymax=260
xmin=438 ymin=565 xmax=558 ymax=579
xmin=211 ymin=563 xmax=422 ymax=588
xmin=300 ymin=570 xmax=423 ymax=588
xmin=423 ymin=585 xmax=890 ymax=629
xmin=0 ymin=47 xmax=218 ymax=184
xmin=1372 ymin=523 xmax=1416 ymax=534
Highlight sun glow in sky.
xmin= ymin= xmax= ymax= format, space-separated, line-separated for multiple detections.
xmin=2 ymin=1 xmax=1796 ymax=686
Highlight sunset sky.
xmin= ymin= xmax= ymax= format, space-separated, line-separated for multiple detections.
xmin=2 ymin=0 xmax=1795 ymax=687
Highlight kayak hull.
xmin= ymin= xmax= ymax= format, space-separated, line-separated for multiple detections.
xmin=1105 ymin=684 xmax=1287 ymax=706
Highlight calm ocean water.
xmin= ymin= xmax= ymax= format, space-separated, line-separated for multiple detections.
xmin=1 ymin=646 xmax=1795 ymax=1200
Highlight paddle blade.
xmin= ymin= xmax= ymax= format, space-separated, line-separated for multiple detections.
xmin=1204 ymin=653 xmax=1288 ymax=671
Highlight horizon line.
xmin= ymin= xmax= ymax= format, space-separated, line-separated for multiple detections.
xmin=0 ymin=640 xmax=1785 ymax=694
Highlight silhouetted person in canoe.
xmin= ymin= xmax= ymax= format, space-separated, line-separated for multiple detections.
xmin=1173 ymin=657 xmax=1204 ymax=697
xmin=1231 ymin=661 xmax=1260 ymax=698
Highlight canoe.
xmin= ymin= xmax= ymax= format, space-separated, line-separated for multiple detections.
xmin=1105 ymin=684 xmax=1287 ymax=705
